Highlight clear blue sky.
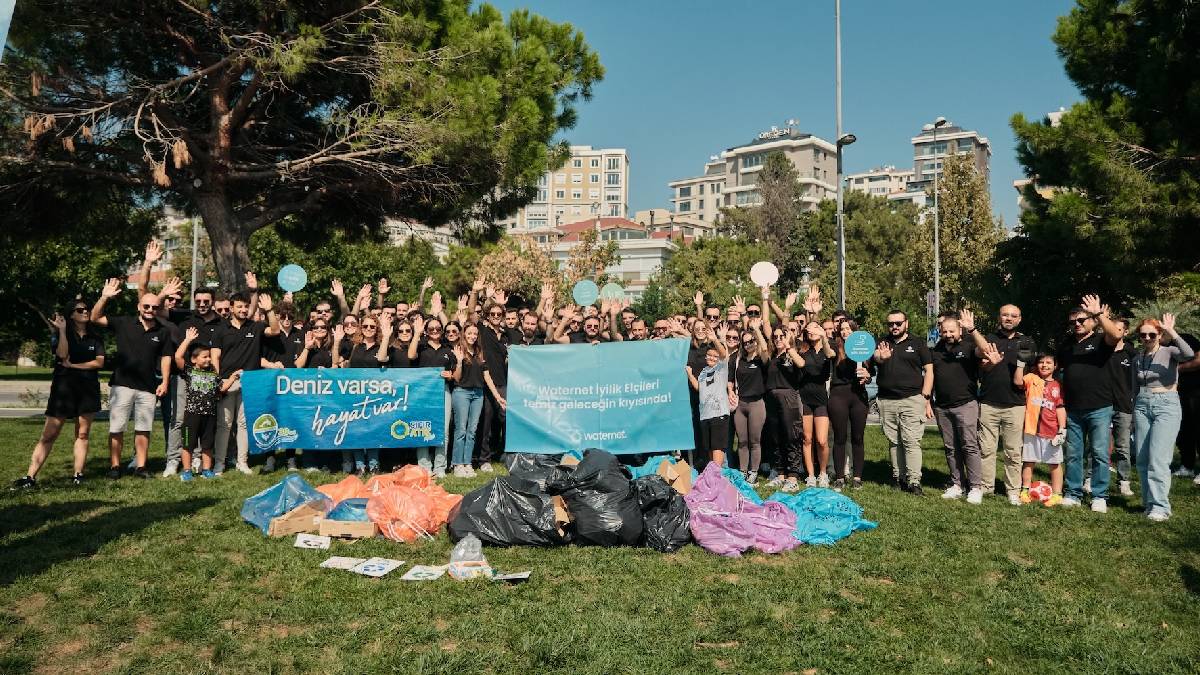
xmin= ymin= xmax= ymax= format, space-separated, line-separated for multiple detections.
xmin=491 ymin=0 xmax=1081 ymax=226
xmin=0 ymin=0 xmax=14 ymax=61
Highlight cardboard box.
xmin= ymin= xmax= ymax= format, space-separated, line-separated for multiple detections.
xmin=319 ymin=519 xmax=378 ymax=540
xmin=559 ymin=453 xmax=581 ymax=467
xmin=551 ymin=495 xmax=572 ymax=537
xmin=657 ymin=459 xmax=693 ymax=496
xmin=267 ymin=502 xmax=326 ymax=537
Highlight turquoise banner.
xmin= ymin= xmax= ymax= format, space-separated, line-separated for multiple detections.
xmin=505 ymin=339 xmax=693 ymax=454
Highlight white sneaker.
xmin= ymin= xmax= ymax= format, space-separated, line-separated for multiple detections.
xmin=1147 ymin=509 xmax=1170 ymax=522
xmin=191 ymin=457 xmax=201 ymax=472
xmin=817 ymin=474 xmax=830 ymax=488
xmin=1082 ymin=481 xmax=1092 ymax=494
xmin=263 ymin=456 xmax=276 ymax=473
xmin=465 ymin=465 xmax=478 ymax=478
xmin=1172 ymin=466 xmax=1195 ymax=478
xmin=966 ymin=488 xmax=983 ymax=505
xmin=765 ymin=476 xmax=785 ymax=488
xmin=235 ymin=463 xmax=253 ymax=475
xmin=1060 ymin=496 xmax=1081 ymax=507
xmin=804 ymin=476 xmax=817 ymax=488
xmin=479 ymin=463 xmax=494 ymax=473
xmin=781 ymin=478 xmax=800 ymax=493
xmin=342 ymin=459 xmax=353 ymax=474
xmin=942 ymin=485 xmax=964 ymax=500
xmin=161 ymin=460 xmax=179 ymax=478
xmin=452 ymin=465 xmax=467 ymax=478
xmin=286 ymin=458 xmax=298 ymax=472
xmin=1008 ymin=492 xmax=1021 ymax=506
xmin=1193 ymin=473 xmax=1200 ymax=485
xmin=1119 ymin=480 xmax=1133 ymax=496
xmin=433 ymin=469 xmax=447 ymax=480
xmin=1091 ymin=498 xmax=1107 ymax=513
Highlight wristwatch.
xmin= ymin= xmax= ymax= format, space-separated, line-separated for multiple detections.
xmin=922 ymin=393 xmax=931 ymax=400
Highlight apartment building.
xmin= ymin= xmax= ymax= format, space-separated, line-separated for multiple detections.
xmin=496 ymin=146 xmax=630 ymax=232
xmin=844 ymin=165 xmax=915 ymax=197
xmin=890 ymin=121 xmax=991 ymax=209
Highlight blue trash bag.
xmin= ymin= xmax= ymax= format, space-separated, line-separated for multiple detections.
xmin=241 ymin=474 xmax=332 ymax=535
xmin=766 ymin=488 xmax=878 ymax=545
xmin=720 ymin=466 xmax=764 ymax=505
xmin=326 ymin=497 xmax=370 ymax=522
xmin=627 ymin=455 xmax=701 ymax=483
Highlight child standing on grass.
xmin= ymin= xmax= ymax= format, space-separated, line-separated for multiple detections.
xmin=1013 ymin=353 xmax=1066 ymax=506
xmin=174 ymin=327 xmax=231 ymax=481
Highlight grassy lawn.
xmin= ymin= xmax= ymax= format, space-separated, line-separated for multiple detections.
xmin=0 ymin=366 xmax=55 ymax=381
xmin=1 ymin=418 xmax=1198 ymax=674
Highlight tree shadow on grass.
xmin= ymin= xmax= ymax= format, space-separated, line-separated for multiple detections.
xmin=0 ymin=500 xmax=109 ymax=537
xmin=0 ymin=497 xmax=217 ymax=586
xmin=860 ymin=458 xmax=951 ymax=488
xmin=1181 ymin=565 xmax=1200 ymax=597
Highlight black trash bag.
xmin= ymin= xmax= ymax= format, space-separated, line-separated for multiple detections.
xmin=545 ymin=448 xmax=642 ymax=547
xmin=448 ymin=476 xmax=571 ymax=547
xmin=633 ymin=475 xmax=692 ymax=553
xmin=504 ymin=452 xmax=563 ymax=491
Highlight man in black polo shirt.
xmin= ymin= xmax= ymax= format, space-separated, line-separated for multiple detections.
xmin=967 ymin=304 xmax=1037 ymax=503
xmin=162 ymin=287 xmax=227 ymax=476
xmin=1103 ymin=318 xmax=1137 ymax=497
xmin=514 ymin=312 xmax=545 ymax=346
xmin=1057 ymin=294 xmax=1121 ymax=512
xmin=872 ymin=309 xmax=933 ymax=494
xmin=212 ymin=289 xmax=280 ymax=475
xmin=90 ymin=278 xmax=172 ymax=479
xmin=931 ymin=314 xmax=983 ymax=504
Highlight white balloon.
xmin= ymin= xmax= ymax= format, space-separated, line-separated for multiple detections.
xmin=749 ymin=261 xmax=779 ymax=287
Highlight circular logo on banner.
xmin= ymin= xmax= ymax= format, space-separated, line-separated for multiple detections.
xmin=749 ymin=261 xmax=779 ymax=287
xmin=252 ymin=414 xmax=280 ymax=450
xmin=277 ymin=264 xmax=308 ymax=293
xmin=600 ymin=282 xmax=625 ymax=300
xmin=844 ymin=331 xmax=877 ymax=363
xmin=572 ymin=279 xmax=599 ymax=306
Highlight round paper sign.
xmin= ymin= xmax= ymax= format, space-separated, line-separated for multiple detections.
xmin=844 ymin=330 xmax=877 ymax=363
xmin=600 ymin=282 xmax=625 ymax=300
xmin=572 ymin=279 xmax=599 ymax=306
xmin=277 ymin=264 xmax=308 ymax=293
xmin=749 ymin=261 xmax=779 ymax=287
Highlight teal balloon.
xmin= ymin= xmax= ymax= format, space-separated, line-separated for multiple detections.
xmin=277 ymin=264 xmax=308 ymax=293
xmin=600 ymin=282 xmax=625 ymax=300
xmin=572 ymin=279 xmax=599 ymax=306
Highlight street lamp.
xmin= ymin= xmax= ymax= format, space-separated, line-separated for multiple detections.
xmin=835 ymin=132 xmax=856 ymax=311
xmin=923 ymin=115 xmax=948 ymax=316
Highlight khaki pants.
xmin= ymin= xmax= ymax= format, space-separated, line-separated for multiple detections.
xmin=879 ymin=395 xmax=926 ymax=486
xmin=978 ymin=403 xmax=1024 ymax=494
xmin=214 ymin=389 xmax=247 ymax=470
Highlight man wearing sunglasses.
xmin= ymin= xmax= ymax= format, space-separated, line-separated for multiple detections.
xmin=1103 ymin=318 xmax=1138 ymax=497
xmin=161 ymin=288 xmax=226 ymax=476
xmin=90 ymin=278 xmax=173 ymax=479
xmin=872 ymin=309 xmax=934 ymax=494
xmin=1056 ymin=294 xmax=1122 ymax=511
xmin=212 ymin=284 xmax=281 ymax=475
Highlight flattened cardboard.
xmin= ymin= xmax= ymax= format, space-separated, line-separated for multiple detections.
xmin=294 ymin=533 xmax=331 ymax=550
xmin=320 ymin=556 xmax=366 ymax=570
xmin=657 ymin=458 xmax=693 ymax=495
xmin=267 ymin=502 xmax=325 ymax=537
xmin=559 ymin=453 xmax=580 ymax=467
xmin=319 ymin=519 xmax=378 ymax=539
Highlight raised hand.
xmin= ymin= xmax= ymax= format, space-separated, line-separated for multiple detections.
xmin=732 ymin=295 xmax=746 ymax=314
xmin=331 ymin=278 xmax=345 ymax=297
xmin=305 ymin=333 xmax=319 ymax=350
xmin=161 ymin=276 xmax=183 ymax=299
xmin=541 ymin=281 xmax=555 ymax=302
xmin=283 ymin=291 xmax=294 ymax=303
xmin=749 ymin=317 xmax=762 ymax=331
xmin=874 ymin=341 xmax=893 ymax=362
xmin=760 ymin=285 xmax=771 ymax=300
xmin=430 ymin=291 xmax=443 ymax=316
xmin=959 ymin=308 xmax=975 ymax=333
xmin=421 ymin=276 xmax=434 ymax=291
xmin=694 ymin=290 xmax=704 ymax=307
xmin=856 ymin=365 xmax=870 ymax=384
xmin=356 ymin=284 xmax=372 ymax=301
xmin=413 ymin=313 xmax=426 ymax=333
xmin=1080 ymin=294 xmax=1103 ymax=315
xmin=982 ymin=342 xmax=1004 ymax=366
xmin=378 ymin=278 xmax=390 ymax=296
xmin=51 ymin=313 xmax=66 ymax=331
xmin=258 ymin=293 xmax=273 ymax=312
xmin=804 ymin=286 xmax=822 ymax=315
xmin=492 ymin=289 xmax=508 ymax=306
xmin=456 ymin=293 xmax=469 ymax=311
xmin=185 ymin=326 xmax=199 ymax=342
xmin=332 ymin=324 xmax=345 ymax=342
xmin=784 ymin=291 xmax=798 ymax=309
xmin=600 ymin=298 xmax=612 ymax=315
xmin=1162 ymin=313 xmax=1176 ymax=334
xmin=102 ymin=277 xmax=123 ymax=298
xmin=472 ymin=278 xmax=486 ymax=292
xmin=378 ymin=312 xmax=393 ymax=336
xmin=244 ymin=271 xmax=258 ymax=290
xmin=144 ymin=240 xmax=164 ymax=264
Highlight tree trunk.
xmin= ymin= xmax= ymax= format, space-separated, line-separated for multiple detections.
xmin=193 ymin=190 xmax=252 ymax=293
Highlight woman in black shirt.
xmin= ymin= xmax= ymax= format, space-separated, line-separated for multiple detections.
xmin=341 ymin=314 xmax=391 ymax=475
xmin=408 ymin=315 xmax=455 ymax=479
xmin=828 ymin=320 xmax=873 ymax=489
xmin=13 ymin=304 xmax=105 ymax=488
xmin=798 ymin=320 xmax=835 ymax=487
xmin=389 ymin=319 xmax=416 ymax=367
xmin=766 ymin=329 xmax=805 ymax=492
xmin=730 ymin=321 xmax=769 ymax=483
xmin=451 ymin=324 xmax=488 ymax=478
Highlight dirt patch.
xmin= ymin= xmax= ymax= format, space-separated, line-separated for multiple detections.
xmin=224 ymin=551 xmax=247 ymax=565
xmin=434 ymin=618 xmax=449 ymax=632
xmin=983 ymin=570 xmax=1005 ymax=584
xmin=439 ymin=640 xmax=459 ymax=652
xmin=838 ymin=589 xmax=864 ymax=603
xmin=14 ymin=592 xmax=47 ymax=620
xmin=863 ymin=576 xmax=895 ymax=587
xmin=817 ymin=608 xmax=836 ymax=623
xmin=721 ymin=574 xmax=740 ymax=584
xmin=1005 ymin=552 xmax=1035 ymax=568
xmin=694 ymin=641 xmax=740 ymax=649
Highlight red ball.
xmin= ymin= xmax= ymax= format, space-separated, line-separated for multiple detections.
xmin=1029 ymin=481 xmax=1053 ymax=503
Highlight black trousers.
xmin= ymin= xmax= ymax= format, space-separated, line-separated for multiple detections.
xmin=1179 ymin=388 xmax=1200 ymax=470
xmin=828 ymin=384 xmax=868 ymax=479
xmin=476 ymin=385 xmax=507 ymax=464
xmin=770 ymin=388 xmax=804 ymax=476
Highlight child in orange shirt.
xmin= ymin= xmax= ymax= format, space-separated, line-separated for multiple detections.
xmin=1013 ymin=353 xmax=1066 ymax=506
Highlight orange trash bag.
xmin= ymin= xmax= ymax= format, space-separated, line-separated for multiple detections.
xmin=366 ymin=476 xmax=464 ymax=543
xmin=317 ymin=475 xmax=369 ymax=505
xmin=364 ymin=465 xmax=431 ymax=495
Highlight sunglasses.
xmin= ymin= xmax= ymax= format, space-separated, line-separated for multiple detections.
xmin=141 ymin=303 xmax=160 ymax=310
xmin=584 ymin=323 xmax=600 ymax=330
xmin=747 ymin=310 xmax=760 ymax=317
xmin=361 ymin=324 xmax=378 ymax=329
xmin=398 ymin=327 xmax=413 ymax=333
xmin=165 ymin=296 xmax=181 ymax=303
xmin=428 ymin=327 xmax=442 ymax=333
xmin=654 ymin=326 xmax=669 ymax=331
xmin=487 ymin=311 xmax=504 ymax=318
xmin=316 ymin=308 xmax=332 ymax=314
xmin=1070 ymin=317 xmax=1090 ymax=325
xmin=311 ymin=326 xmax=328 ymax=331
xmin=887 ymin=321 xmax=904 ymax=327
xmin=1139 ymin=332 xmax=1158 ymax=339
xmin=279 ymin=314 xmax=295 ymax=320
xmin=214 ymin=307 xmax=230 ymax=314
xmin=72 ymin=307 xmax=89 ymax=314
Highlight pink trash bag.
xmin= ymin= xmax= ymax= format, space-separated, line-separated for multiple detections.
xmin=685 ymin=462 xmax=800 ymax=557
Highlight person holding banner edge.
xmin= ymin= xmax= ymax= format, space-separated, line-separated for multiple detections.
xmin=211 ymin=285 xmax=279 ymax=475
xmin=686 ymin=306 xmax=732 ymax=470
xmin=729 ymin=288 xmax=771 ymax=484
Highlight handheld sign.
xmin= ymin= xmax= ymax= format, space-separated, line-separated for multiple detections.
xmin=277 ymin=264 xmax=308 ymax=293
xmin=749 ymin=261 xmax=779 ymax=287
xmin=572 ymin=279 xmax=599 ymax=306
xmin=600 ymin=282 xmax=625 ymax=300
xmin=927 ymin=327 xmax=940 ymax=347
xmin=844 ymin=331 xmax=876 ymax=363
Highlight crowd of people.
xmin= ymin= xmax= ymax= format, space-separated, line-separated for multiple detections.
xmin=11 ymin=242 xmax=1200 ymax=521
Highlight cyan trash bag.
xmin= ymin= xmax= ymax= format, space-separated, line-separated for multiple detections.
xmin=766 ymin=488 xmax=878 ymax=545
xmin=241 ymin=474 xmax=332 ymax=535
xmin=325 ymin=497 xmax=370 ymax=522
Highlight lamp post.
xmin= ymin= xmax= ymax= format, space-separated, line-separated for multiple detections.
xmin=835 ymin=133 xmax=855 ymax=311
xmin=924 ymin=115 xmax=948 ymax=316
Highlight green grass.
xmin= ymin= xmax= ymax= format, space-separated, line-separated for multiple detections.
xmin=0 ymin=365 xmax=55 ymax=381
xmin=1 ymin=419 xmax=1198 ymax=674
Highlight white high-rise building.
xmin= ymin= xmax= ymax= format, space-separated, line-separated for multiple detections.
xmin=497 ymin=146 xmax=630 ymax=232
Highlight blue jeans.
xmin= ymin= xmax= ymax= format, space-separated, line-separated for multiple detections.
xmin=1134 ymin=392 xmax=1183 ymax=515
xmin=452 ymin=387 xmax=485 ymax=466
xmin=345 ymin=448 xmax=378 ymax=471
xmin=1065 ymin=406 xmax=1113 ymax=500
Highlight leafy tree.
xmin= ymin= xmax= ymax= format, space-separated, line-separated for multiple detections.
xmin=655 ymin=237 xmax=769 ymax=316
xmin=1004 ymin=0 xmax=1200 ymax=339
xmin=930 ymin=154 xmax=1006 ymax=308
xmin=474 ymin=235 xmax=557 ymax=304
xmin=1 ymin=0 xmax=603 ymax=289
xmin=164 ymin=219 xmax=218 ymax=292
xmin=632 ymin=275 xmax=673 ymax=323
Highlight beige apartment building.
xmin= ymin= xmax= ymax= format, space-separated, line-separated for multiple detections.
xmin=497 ymin=145 xmax=630 ymax=232
xmin=845 ymin=165 xmax=915 ymax=197
xmin=890 ymin=121 xmax=991 ymax=209
xmin=668 ymin=122 xmax=838 ymax=227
